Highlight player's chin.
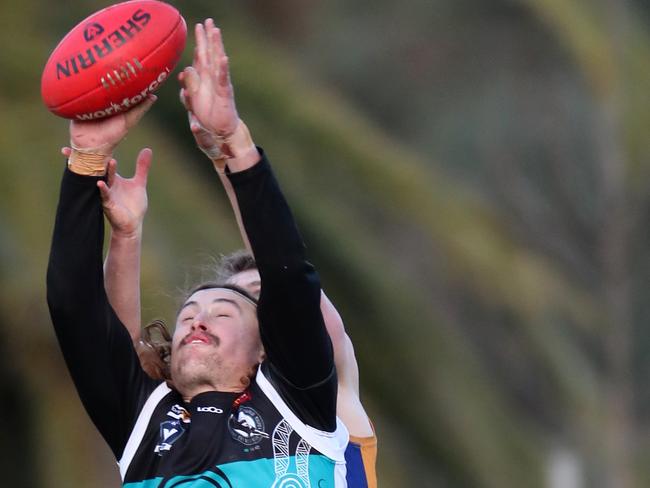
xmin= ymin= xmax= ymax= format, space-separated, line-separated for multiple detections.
xmin=173 ymin=358 xmax=219 ymax=387
xmin=175 ymin=346 xmax=206 ymax=363
xmin=173 ymin=348 xmax=216 ymax=372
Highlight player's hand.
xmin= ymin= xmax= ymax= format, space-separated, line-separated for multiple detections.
xmin=94 ymin=148 xmax=152 ymax=238
xmin=69 ymin=95 xmax=157 ymax=153
xmin=182 ymin=108 xmax=224 ymax=161
xmin=178 ymin=19 xmax=238 ymax=137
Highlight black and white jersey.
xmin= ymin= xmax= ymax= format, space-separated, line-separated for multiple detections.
xmin=118 ymin=364 xmax=348 ymax=486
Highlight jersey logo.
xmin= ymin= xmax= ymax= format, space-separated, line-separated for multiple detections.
xmin=154 ymin=419 xmax=186 ymax=455
xmin=197 ymin=406 xmax=224 ymax=414
xmin=167 ymin=404 xmax=191 ymax=423
xmin=228 ymin=406 xmax=269 ymax=446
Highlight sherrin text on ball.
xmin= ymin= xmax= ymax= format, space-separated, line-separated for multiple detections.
xmin=41 ymin=0 xmax=186 ymax=120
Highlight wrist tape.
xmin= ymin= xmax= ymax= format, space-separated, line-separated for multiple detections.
xmin=68 ymin=142 xmax=113 ymax=176
xmin=191 ymin=118 xmax=254 ymax=173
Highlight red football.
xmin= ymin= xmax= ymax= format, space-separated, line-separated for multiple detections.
xmin=41 ymin=0 xmax=186 ymax=120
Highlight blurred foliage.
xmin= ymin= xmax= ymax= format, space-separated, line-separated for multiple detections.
xmin=1 ymin=0 xmax=649 ymax=487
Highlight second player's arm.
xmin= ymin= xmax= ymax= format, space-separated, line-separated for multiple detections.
xmin=104 ymin=229 xmax=142 ymax=341
xmin=205 ymin=133 xmax=372 ymax=436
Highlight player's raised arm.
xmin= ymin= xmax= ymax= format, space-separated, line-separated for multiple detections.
xmin=47 ymin=99 xmax=159 ymax=458
xmin=180 ymin=19 xmax=337 ymax=430
xmin=180 ymin=19 xmax=375 ymax=435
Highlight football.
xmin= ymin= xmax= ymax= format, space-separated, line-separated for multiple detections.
xmin=41 ymin=0 xmax=186 ymax=120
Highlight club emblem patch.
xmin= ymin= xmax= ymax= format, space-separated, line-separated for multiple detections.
xmin=154 ymin=419 xmax=186 ymax=455
xmin=228 ymin=406 xmax=269 ymax=446
xmin=167 ymin=404 xmax=191 ymax=423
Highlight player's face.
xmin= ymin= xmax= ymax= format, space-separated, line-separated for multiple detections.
xmin=227 ymin=269 xmax=261 ymax=299
xmin=170 ymin=288 xmax=262 ymax=390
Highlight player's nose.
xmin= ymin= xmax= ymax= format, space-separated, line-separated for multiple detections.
xmin=191 ymin=317 xmax=208 ymax=331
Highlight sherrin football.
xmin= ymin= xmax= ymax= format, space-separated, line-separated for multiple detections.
xmin=41 ymin=0 xmax=186 ymax=120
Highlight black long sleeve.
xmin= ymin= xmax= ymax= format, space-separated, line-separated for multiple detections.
xmin=228 ymin=152 xmax=337 ymax=432
xmin=47 ymin=167 xmax=157 ymax=458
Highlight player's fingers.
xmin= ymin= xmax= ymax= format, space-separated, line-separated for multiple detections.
xmin=192 ymin=42 xmax=199 ymax=66
xmin=213 ymin=27 xmax=225 ymax=60
xmin=97 ymin=180 xmax=111 ymax=204
xmin=187 ymin=111 xmax=210 ymax=135
xmin=183 ymin=67 xmax=200 ymax=94
xmin=134 ymin=148 xmax=153 ymax=185
xmin=218 ymin=56 xmax=231 ymax=89
xmin=125 ymin=94 xmax=157 ymax=128
xmin=105 ymin=158 xmax=117 ymax=187
xmin=194 ymin=22 xmax=207 ymax=69
xmin=192 ymin=44 xmax=200 ymax=68
xmin=205 ymin=19 xmax=215 ymax=67
xmin=188 ymin=111 xmax=201 ymax=132
xmin=61 ymin=146 xmax=72 ymax=157
xmin=181 ymin=68 xmax=200 ymax=113
xmin=205 ymin=18 xmax=215 ymax=67
xmin=179 ymin=88 xmax=189 ymax=110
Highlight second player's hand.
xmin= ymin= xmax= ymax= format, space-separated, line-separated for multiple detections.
xmin=178 ymin=19 xmax=238 ymax=137
xmin=97 ymin=148 xmax=152 ymax=238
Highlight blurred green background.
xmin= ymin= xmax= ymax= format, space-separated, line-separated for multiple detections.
xmin=1 ymin=0 xmax=650 ymax=486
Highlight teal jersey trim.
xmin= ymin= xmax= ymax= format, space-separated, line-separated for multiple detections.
xmin=124 ymin=454 xmax=338 ymax=487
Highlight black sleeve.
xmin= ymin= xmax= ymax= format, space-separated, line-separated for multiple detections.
xmin=227 ymin=150 xmax=337 ymax=432
xmin=46 ymin=166 xmax=158 ymax=458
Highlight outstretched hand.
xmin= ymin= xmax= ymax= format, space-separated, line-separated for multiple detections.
xmin=61 ymin=143 xmax=152 ymax=237
xmin=178 ymin=19 xmax=239 ymax=137
xmin=61 ymin=146 xmax=152 ymax=236
xmin=185 ymin=110 xmax=223 ymax=160
xmin=69 ymin=95 xmax=157 ymax=152
xmin=97 ymin=148 xmax=152 ymax=238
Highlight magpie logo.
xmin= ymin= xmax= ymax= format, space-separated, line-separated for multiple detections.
xmin=83 ymin=22 xmax=105 ymax=42
xmin=228 ymin=406 xmax=269 ymax=446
